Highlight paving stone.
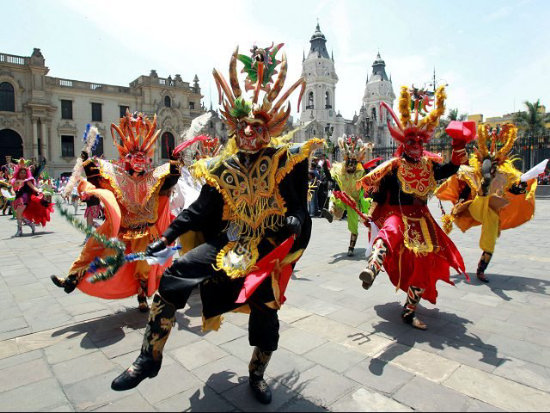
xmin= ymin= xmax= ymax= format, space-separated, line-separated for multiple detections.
xmin=156 ymin=384 xmax=236 ymax=411
xmin=164 ymin=327 xmax=204 ymax=350
xmin=393 ymin=375 xmax=473 ymax=411
xmin=95 ymin=331 xmax=145 ymax=359
xmin=192 ymin=354 xmax=248 ymax=393
xmin=344 ymin=357 xmax=415 ymax=395
xmin=376 ymin=343 xmax=460 ymax=382
xmin=435 ymin=341 xmax=505 ymax=373
xmin=295 ymin=296 xmax=344 ymax=316
xmin=0 ymin=315 xmax=28 ymax=334
xmin=0 ymin=377 xmax=68 ymax=411
xmin=52 ymin=351 xmax=116 ymax=385
xmin=64 ymin=369 xmax=138 ymax=411
xmin=171 ymin=339 xmax=228 ymax=370
xmin=292 ymin=314 xmax=360 ymax=343
xmin=283 ymin=365 xmax=359 ymax=408
xmin=305 ymin=341 xmax=367 ymax=373
xmin=203 ymin=322 xmax=247 ymax=346
xmin=44 ymin=335 xmax=98 ymax=364
xmin=278 ymin=305 xmax=312 ymax=324
xmin=341 ymin=331 xmax=394 ymax=357
xmin=0 ymin=357 xmax=52 ymax=392
xmin=265 ymin=348 xmax=317 ymax=382
xmin=279 ymin=326 xmax=327 ymax=355
xmin=493 ymin=357 xmax=550 ymax=392
xmin=42 ymin=404 xmax=75 ymax=412
xmin=326 ymin=307 xmax=376 ymax=328
xmin=0 ymin=348 xmax=43 ymax=369
xmin=484 ymin=334 xmax=550 ymax=367
xmin=219 ymin=335 xmax=255 ymax=363
xmin=330 ymin=387 xmax=412 ymax=412
xmin=0 ymin=326 xmax=32 ymax=340
xmin=0 ymin=338 xmax=20 ymax=360
xmin=92 ymin=393 xmax=154 ymax=412
xmin=464 ymin=398 xmax=504 ymax=412
xmin=444 ymin=364 xmax=550 ymax=411
xmin=138 ymin=362 xmax=203 ymax=405
xmin=2 ymin=198 xmax=550 ymax=412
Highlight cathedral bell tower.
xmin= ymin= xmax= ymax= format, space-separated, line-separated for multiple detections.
xmin=299 ymin=23 xmax=339 ymax=143
xmin=356 ymin=52 xmax=395 ymax=147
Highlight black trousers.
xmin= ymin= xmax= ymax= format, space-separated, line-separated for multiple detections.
xmin=158 ymin=237 xmax=280 ymax=351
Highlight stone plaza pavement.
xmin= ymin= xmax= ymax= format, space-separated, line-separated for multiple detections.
xmin=0 ymin=197 xmax=549 ymax=412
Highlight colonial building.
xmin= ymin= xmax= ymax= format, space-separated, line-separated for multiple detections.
xmin=0 ymin=48 xmax=206 ymax=177
xmin=296 ymin=24 xmax=396 ymax=152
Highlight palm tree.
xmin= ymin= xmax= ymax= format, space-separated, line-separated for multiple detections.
xmin=514 ymin=100 xmax=550 ymax=137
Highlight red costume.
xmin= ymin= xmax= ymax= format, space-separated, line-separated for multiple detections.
xmin=358 ymin=85 xmax=471 ymax=329
xmin=11 ymin=158 xmax=53 ymax=236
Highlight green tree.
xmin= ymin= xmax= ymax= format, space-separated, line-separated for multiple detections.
xmin=514 ymin=100 xmax=550 ymax=137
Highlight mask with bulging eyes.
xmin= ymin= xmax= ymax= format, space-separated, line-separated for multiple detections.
xmin=125 ymin=152 xmax=151 ymax=173
xmin=403 ymin=137 xmax=424 ymax=161
xmin=235 ymin=119 xmax=271 ymax=153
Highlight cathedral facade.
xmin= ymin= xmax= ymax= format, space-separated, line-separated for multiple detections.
xmin=296 ymin=24 xmax=396 ymax=152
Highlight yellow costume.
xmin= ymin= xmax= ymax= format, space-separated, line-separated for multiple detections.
xmin=436 ymin=123 xmax=537 ymax=281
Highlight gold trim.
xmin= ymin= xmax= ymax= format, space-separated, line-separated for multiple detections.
xmin=403 ymin=216 xmax=434 ymax=255
xmin=397 ymin=157 xmax=437 ymax=198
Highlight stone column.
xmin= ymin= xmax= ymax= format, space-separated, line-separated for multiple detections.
xmin=41 ymin=121 xmax=48 ymax=160
xmin=32 ymin=119 xmax=39 ymax=158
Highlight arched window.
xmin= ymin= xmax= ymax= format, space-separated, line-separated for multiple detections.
xmin=164 ymin=96 xmax=171 ymax=108
xmin=325 ymin=91 xmax=332 ymax=109
xmin=371 ymin=107 xmax=377 ymax=122
xmin=161 ymin=132 xmax=175 ymax=159
xmin=306 ymin=91 xmax=314 ymax=110
xmin=0 ymin=82 xmax=15 ymax=112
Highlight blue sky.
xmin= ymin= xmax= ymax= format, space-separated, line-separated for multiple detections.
xmin=3 ymin=0 xmax=549 ymax=119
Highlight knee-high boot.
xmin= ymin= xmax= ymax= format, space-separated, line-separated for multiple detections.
xmin=359 ymin=239 xmax=387 ymax=289
xmin=401 ymin=286 xmax=427 ymax=330
xmin=249 ymin=347 xmax=273 ymax=404
xmin=347 ymin=233 xmax=358 ymax=256
xmin=111 ymin=294 xmax=176 ymax=391
xmin=476 ymin=251 xmax=493 ymax=283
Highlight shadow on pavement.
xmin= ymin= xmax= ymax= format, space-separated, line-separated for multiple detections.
xmin=174 ymin=303 xmax=204 ymax=334
xmin=453 ymin=272 xmax=550 ymax=301
xmin=184 ymin=369 xmax=325 ymax=412
xmin=50 ymin=307 xmax=147 ymax=348
xmin=453 ymin=273 xmax=550 ymax=301
xmin=328 ymin=248 xmax=366 ymax=264
xmin=368 ymin=302 xmax=509 ymax=376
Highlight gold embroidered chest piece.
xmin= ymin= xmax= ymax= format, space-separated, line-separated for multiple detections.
xmin=100 ymin=161 xmax=169 ymax=228
xmin=208 ymin=148 xmax=289 ymax=278
xmin=397 ymin=157 xmax=437 ymax=198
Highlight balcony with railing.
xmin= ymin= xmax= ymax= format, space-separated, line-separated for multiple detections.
xmin=0 ymin=53 xmax=28 ymax=66
xmin=46 ymin=77 xmax=135 ymax=95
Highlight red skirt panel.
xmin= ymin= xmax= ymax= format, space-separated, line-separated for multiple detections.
xmin=373 ymin=204 xmax=466 ymax=304
xmin=22 ymin=194 xmax=53 ymax=226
